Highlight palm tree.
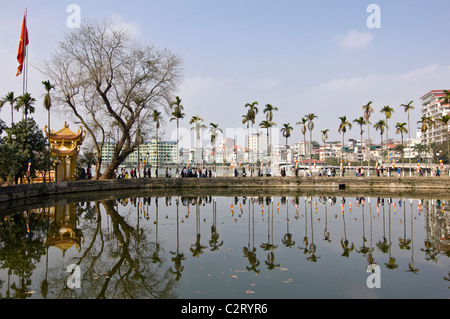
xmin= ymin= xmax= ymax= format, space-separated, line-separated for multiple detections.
xmin=417 ymin=115 xmax=435 ymax=174
xmin=305 ymin=113 xmax=318 ymax=175
xmin=338 ymin=116 xmax=352 ymax=175
xmin=263 ymin=104 xmax=278 ymax=164
xmin=209 ymin=123 xmax=222 ymax=176
xmin=42 ymin=80 xmax=55 ymax=136
xmin=353 ymin=116 xmax=367 ymax=167
xmin=152 ymin=110 xmax=162 ymax=175
xmin=189 ymin=116 xmax=206 ymax=165
xmin=437 ymin=114 xmax=450 ymax=166
xmin=395 ymin=122 xmax=408 ymax=176
xmin=374 ymin=119 xmax=386 ymax=167
xmin=321 ymin=129 xmax=329 ymax=165
xmin=281 ymin=123 xmax=293 ymax=174
xmin=381 ymin=105 xmax=395 ymax=173
xmin=401 ymin=101 xmax=415 ymax=176
xmin=242 ymin=113 xmax=251 ymax=169
xmin=245 ymin=101 xmax=259 ymax=167
xmin=16 ymin=92 xmax=36 ymax=120
xmin=363 ymin=101 xmax=375 ymax=175
xmin=296 ymin=117 xmax=308 ymax=176
xmin=170 ymin=96 xmax=186 ymax=166
xmin=0 ymin=92 xmax=18 ymax=124
xmin=259 ymin=120 xmax=276 ymax=165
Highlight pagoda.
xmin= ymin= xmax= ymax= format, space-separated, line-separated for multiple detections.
xmin=45 ymin=122 xmax=85 ymax=182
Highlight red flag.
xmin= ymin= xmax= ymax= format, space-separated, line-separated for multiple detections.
xmin=16 ymin=13 xmax=29 ymax=77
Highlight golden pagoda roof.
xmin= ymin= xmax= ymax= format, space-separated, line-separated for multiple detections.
xmin=46 ymin=122 xmax=85 ymax=142
xmin=50 ymin=143 xmax=80 ymax=156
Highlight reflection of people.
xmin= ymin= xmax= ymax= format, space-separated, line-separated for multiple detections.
xmin=436 ymin=167 xmax=440 ymax=177
xmin=242 ymin=167 xmax=247 ymax=177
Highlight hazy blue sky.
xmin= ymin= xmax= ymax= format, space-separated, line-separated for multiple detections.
xmin=1 ymin=0 xmax=450 ymax=147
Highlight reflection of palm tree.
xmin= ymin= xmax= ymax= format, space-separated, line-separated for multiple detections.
xmin=356 ymin=200 xmax=370 ymax=256
xmin=152 ymin=197 xmax=162 ymax=264
xmin=190 ymin=202 xmax=207 ymax=258
xmin=340 ymin=201 xmax=355 ymax=258
xmin=398 ymin=200 xmax=411 ymax=250
xmin=385 ymin=200 xmax=398 ymax=270
xmin=261 ymin=198 xmax=279 ymax=270
xmin=170 ymin=198 xmax=186 ymax=281
xmin=322 ymin=198 xmax=331 ymax=243
xmin=209 ymin=197 xmax=223 ymax=251
xmin=421 ymin=240 xmax=438 ymax=263
xmin=298 ymin=197 xmax=310 ymax=255
xmin=282 ymin=198 xmax=295 ymax=248
xmin=307 ymin=198 xmax=320 ymax=262
xmin=243 ymin=246 xmax=260 ymax=274
xmin=367 ymin=197 xmax=375 ymax=266
xmin=406 ymin=199 xmax=419 ymax=274
xmin=243 ymin=199 xmax=260 ymax=274
xmin=377 ymin=200 xmax=390 ymax=254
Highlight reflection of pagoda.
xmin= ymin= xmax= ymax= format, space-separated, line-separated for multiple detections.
xmin=45 ymin=122 xmax=85 ymax=182
xmin=45 ymin=203 xmax=83 ymax=257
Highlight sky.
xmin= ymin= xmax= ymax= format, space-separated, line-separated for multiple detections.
xmin=1 ymin=0 xmax=450 ymax=149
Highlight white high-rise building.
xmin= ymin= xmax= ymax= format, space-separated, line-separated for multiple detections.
xmin=248 ymin=132 xmax=268 ymax=163
xmin=420 ymin=90 xmax=450 ymax=144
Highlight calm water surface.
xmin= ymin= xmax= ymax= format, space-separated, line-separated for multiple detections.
xmin=0 ymin=192 xmax=448 ymax=299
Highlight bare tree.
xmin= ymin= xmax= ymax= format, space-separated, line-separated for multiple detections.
xmin=40 ymin=19 xmax=182 ymax=179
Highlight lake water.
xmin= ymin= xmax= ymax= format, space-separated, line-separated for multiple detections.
xmin=0 ymin=191 xmax=448 ymax=299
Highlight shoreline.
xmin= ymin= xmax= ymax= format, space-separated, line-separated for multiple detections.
xmin=1 ymin=176 xmax=450 ymax=204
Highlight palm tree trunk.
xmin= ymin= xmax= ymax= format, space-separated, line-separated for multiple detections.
xmin=48 ymin=110 xmax=51 ymax=136
xmin=408 ymin=111 xmax=412 ymax=176
xmin=367 ymin=125 xmax=371 ymax=177
xmin=156 ymin=127 xmax=158 ymax=176
xmin=303 ymin=134 xmax=307 ymax=177
xmin=360 ymin=132 xmax=363 ymax=168
xmin=386 ymin=118 xmax=389 ymax=177
xmin=401 ymin=134 xmax=405 ymax=176
xmin=309 ymin=130 xmax=312 ymax=176
xmin=341 ymin=133 xmax=345 ymax=177
xmin=177 ymin=120 xmax=179 ymax=166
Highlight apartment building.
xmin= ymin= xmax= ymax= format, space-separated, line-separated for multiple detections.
xmin=420 ymin=90 xmax=450 ymax=144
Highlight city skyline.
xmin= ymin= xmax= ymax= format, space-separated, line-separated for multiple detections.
xmin=1 ymin=1 xmax=450 ymax=148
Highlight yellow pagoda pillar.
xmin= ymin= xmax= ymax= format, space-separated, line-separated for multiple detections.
xmin=45 ymin=122 xmax=85 ymax=182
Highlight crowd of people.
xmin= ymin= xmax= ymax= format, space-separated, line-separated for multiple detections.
xmin=110 ymin=164 xmax=447 ymax=179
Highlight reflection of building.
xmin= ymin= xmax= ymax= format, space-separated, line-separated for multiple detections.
xmin=423 ymin=199 xmax=450 ymax=254
xmin=45 ymin=202 xmax=82 ymax=257
xmin=46 ymin=122 xmax=85 ymax=182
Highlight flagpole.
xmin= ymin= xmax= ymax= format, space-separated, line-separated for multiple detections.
xmin=21 ymin=7 xmax=28 ymax=120
xmin=25 ymin=8 xmax=28 ymax=95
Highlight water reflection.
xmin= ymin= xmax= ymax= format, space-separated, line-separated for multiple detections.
xmin=0 ymin=193 xmax=448 ymax=299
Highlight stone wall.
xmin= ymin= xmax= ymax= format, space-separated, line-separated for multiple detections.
xmin=1 ymin=176 xmax=450 ymax=204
